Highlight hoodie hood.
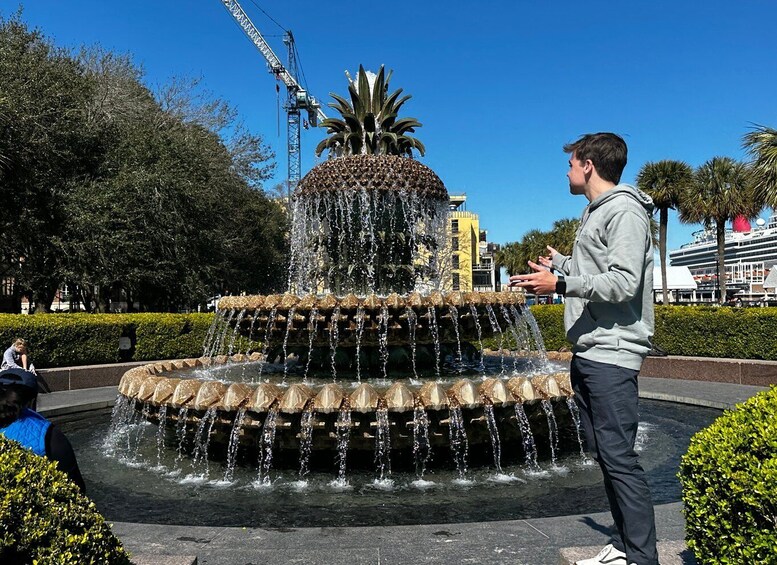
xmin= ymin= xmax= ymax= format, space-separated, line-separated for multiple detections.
xmin=589 ymin=183 xmax=655 ymax=216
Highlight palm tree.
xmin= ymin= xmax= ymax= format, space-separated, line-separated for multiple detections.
xmin=742 ymin=124 xmax=777 ymax=208
xmin=636 ymin=160 xmax=694 ymax=304
xmin=547 ymin=218 xmax=580 ymax=256
xmin=315 ymin=65 xmax=425 ymax=158
xmin=678 ymin=157 xmax=760 ymax=303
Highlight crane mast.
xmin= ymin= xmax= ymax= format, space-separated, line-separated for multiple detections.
xmin=219 ymin=0 xmax=326 ymax=190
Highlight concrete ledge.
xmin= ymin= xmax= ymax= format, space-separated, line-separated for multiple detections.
xmin=37 ymin=360 xmax=161 ymax=392
xmin=560 ymin=541 xmax=696 ymax=564
xmin=642 ymin=355 xmax=777 ymax=387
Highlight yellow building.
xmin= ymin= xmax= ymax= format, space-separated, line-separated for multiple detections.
xmin=447 ymin=194 xmax=500 ymax=292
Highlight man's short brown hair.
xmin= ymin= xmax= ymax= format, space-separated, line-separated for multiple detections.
xmin=563 ymin=133 xmax=628 ymax=184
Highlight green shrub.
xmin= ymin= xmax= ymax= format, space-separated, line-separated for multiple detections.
xmin=528 ymin=304 xmax=568 ymax=351
xmin=679 ymin=386 xmax=777 ymax=563
xmin=655 ymin=305 xmax=777 ymax=360
xmin=0 ymin=436 xmax=131 ymax=564
xmin=133 ymin=313 xmax=215 ymax=361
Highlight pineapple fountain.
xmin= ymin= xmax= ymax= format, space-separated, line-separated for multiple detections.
xmin=112 ymin=66 xmax=578 ymax=483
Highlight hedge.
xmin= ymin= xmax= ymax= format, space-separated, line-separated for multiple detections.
xmin=0 ymin=313 xmax=260 ymax=369
xmin=0 ymin=436 xmax=131 ymax=564
xmin=3 ymin=305 xmax=777 ymax=368
xmin=679 ymin=386 xmax=777 ymax=563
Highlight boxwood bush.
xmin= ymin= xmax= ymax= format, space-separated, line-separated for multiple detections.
xmin=0 ymin=436 xmax=131 ymax=564
xmin=0 ymin=313 xmax=261 ymax=368
xmin=2 ymin=305 xmax=777 ymax=367
xmin=679 ymin=386 xmax=777 ymax=563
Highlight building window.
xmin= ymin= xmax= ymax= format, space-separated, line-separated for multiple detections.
xmin=451 ymin=237 xmax=459 ymax=251
xmin=451 ymin=219 xmax=459 ymax=234
xmin=452 ymin=273 xmax=460 ymax=290
xmin=452 ymin=255 xmax=460 ymax=269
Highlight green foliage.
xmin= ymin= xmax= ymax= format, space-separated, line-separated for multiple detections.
xmin=316 ymin=65 xmax=425 ymax=157
xmin=679 ymin=386 xmax=777 ymax=563
xmin=495 ymin=218 xmax=579 ymax=276
xmin=131 ymin=313 xmax=215 ymax=361
xmin=0 ymin=312 xmax=264 ymax=368
xmin=0 ymin=15 xmax=287 ymax=313
xmin=0 ymin=436 xmax=131 ymax=564
xmin=654 ymin=305 xmax=777 ymax=360
xmin=528 ymin=304 xmax=568 ymax=351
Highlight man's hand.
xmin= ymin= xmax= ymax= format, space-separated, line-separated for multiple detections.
xmin=509 ymin=260 xmax=558 ymax=295
xmin=537 ymin=245 xmax=559 ymax=269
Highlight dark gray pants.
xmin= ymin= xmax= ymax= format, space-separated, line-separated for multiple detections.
xmin=571 ymin=355 xmax=658 ymax=565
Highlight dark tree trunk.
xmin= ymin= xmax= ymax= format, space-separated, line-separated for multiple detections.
xmin=659 ymin=207 xmax=669 ymax=305
xmin=717 ymin=220 xmax=727 ymax=304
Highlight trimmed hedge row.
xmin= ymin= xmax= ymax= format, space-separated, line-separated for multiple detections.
xmin=0 ymin=313 xmax=249 ymax=368
xmin=679 ymin=386 xmax=777 ymax=563
xmin=527 ymin=305 xmax=777 ymax=361
xmin=3 ymin=305 xmax=777 ymax=368
xmin=0 ymin=436 xmax=131 ymax=563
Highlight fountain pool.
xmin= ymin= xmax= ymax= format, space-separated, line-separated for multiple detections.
xmin=68 ymin=398 xmax=718 ymax=528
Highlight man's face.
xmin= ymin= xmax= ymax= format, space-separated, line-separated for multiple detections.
xmin=567 ymin=152 xmax=588 ymax=195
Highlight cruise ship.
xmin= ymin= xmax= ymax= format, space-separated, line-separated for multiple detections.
xmin=669 ymin=214 xmax=777 ymax=301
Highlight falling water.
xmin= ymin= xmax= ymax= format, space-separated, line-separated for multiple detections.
xmin=258 ymin=408 xmax=278 ymax=485
xmin=406 ymin=308 xmax=419 ymax=379
xmin=448 ymin=406 xmax=469 ymax=479
xmin=514 ymin=305 xmax=548 ymax=364
xmin=298 ymin=409 xmax=314 ymax=478
xmin=240 ymin=309 xmax=262 ymax=381
xmin=282 ymin=307 xmax=296 ymax=382
xmin=227 ymin=308 xmax=247 ymax=356
xmin=541 ymin=400 xmax=559 ymax=465
xmin=131 ymin=403 xmax=152 ymax=461
xmin=485 ymin=305 xmax=506 ymax=374
xmin=374 ymin=407 xmax=392 ymax=480
xmin=108 ymin=395 xmax=132 ymax=437
xmin=378 ymin=305 xmax=390 ymax=380
xmin=209 ymin=309 xmax=235 ymax=359
xmin=257 ymin=307 xmax=277 ymax=378
xmin=469 ymin=304 xmax=486 ymax=373
xmin=500 ymin=305 xmax=523 ymax=371
xmin=483 ymin=403 xmax=503 ymax=474
xmin=448 ymin=306 xmax=463 ymax=369
xmin=304 ymin=307 xmax=319 ymax=381
xmin=514 ymin=403 xmax=539 ymax=471
xmin=175 ymin=407 xmax=189 ymax=464
xmin=354 ymin=306 xmax=366 ymax=381
xmin=202 ymin=309 xmax=227 ymax=357
xmin=412 ymin=406 xmax=431 ymax=478
xmin=566 ymin=397 xmax=589 ymax=461
xmin=428 ymin=307 xmax=441 ymax=378
xmin=224 ymin=408 xmax=247 ymax=482
xmin=155 ymin=404 xmax=168 ymax=467
xmin=191 ymin=407 xmax=218 ymax=477
xmin=335 ymin=407 xmax=352 ymax=482
xmin=329 ymin=306 xmax=341 ymax=381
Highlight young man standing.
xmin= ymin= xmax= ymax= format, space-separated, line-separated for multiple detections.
xmin=510 ymin=133 xmax=658 ymax=565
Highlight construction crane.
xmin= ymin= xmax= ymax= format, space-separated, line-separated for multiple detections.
xmin=219 ymin=0 xmax=326 ymax=191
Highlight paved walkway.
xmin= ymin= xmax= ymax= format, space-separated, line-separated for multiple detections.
xmin=36 ymin=377 xmax=767 ymax=565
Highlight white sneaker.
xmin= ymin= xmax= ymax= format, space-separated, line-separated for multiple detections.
xmin=575 ymin=544 xmax=627 ymax=565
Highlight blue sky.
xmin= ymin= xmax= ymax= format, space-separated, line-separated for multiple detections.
xmin=9 ymin=0 xmax=777 ymax=253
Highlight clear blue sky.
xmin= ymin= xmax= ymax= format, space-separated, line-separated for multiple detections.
xmin=9 ymin=0 xmax=777 ymax=253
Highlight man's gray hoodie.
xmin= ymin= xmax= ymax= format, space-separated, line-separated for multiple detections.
xmin=552 ymin=184 xmax=654 ymax=371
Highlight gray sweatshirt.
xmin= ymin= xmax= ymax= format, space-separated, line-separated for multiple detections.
xmin=552 ymin=184 xmax=654 ymax=370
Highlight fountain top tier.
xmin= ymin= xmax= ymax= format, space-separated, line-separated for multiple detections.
xmin=217 ymin=289 xmax=524 ymax=313
xmin=296 ymin=154 xmax=447 ymax=198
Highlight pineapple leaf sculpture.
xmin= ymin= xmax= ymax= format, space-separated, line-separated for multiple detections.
xmin=315 ymin=65 xmax=426 ymax=158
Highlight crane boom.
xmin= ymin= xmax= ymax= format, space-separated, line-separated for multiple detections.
xmin=218 ymin=0 xmax=326 ymax=188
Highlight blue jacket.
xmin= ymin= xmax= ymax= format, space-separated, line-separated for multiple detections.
xmin=0 ymin=408 xmax=51 ymax=457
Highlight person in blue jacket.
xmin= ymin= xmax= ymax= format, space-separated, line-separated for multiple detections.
xmin=0 ymin=367 xmax=85 ymax=492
